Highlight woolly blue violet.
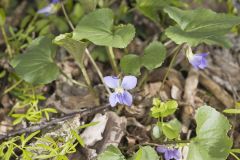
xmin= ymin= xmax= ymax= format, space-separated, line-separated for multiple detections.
xmin=156 ymin=146 xmax=181 ymax=160
xmin=104 ymin=76 xmax=137 ymax=107
xmin=37 ymin=0 xmax=59 ymax=15
xmin=186 ymin=46 xmax=208 ymax=69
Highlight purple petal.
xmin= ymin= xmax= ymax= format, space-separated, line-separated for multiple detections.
xmin=51 ymin=0 xmax=59 ymax=4
xmin=121 ymin=76 xmax=137 ymax=90
xmin=156 ymin=146 xmax=167 ymax=153
xmin=189 ymin=53 xmax=208 ymax=69
xmin=37 ymin=4 xmax=54 ymax=15
xmin=109 ymin=93 xmax=118 ymax=107
xmin=115 ymin=91 xmax=133 ymax=106
xmin=104 ymin=76 xmax=119 ymax=89
xmin=164 ymin=150 xmax=171 ymax=160
xmin=122 ymin=91 xmax=133 ymax=106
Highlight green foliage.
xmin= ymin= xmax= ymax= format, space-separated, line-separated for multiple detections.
xmin=0 ymin=8 xmax=6 ymax=26
xmin=0 ymin=131 xmax=40 ymax=160
xmin=120 ymin=41 xmax=166 ymax=75
xmin=223 ymin=102 xmax=240 ymax=114
xmin=150 ymin=98 xmax=178 ymax=118
xmin=10 ymin=99 xmax=57 ymax=125
xmin=133 ymin=146 xmax=159 ymax=160
xmin=187 ymin=105 xmax=233 ymax=160
xmin=162 ymin=118 xmax=181 ymax=140
xmin=98 ymin=145 xmax=126 ymax=160
xmin=73 ymin=8 xmax=135 ymax=48
xmin=11 ymin=36 xmax=59 ymax=85
xmin=54 ymin=33 xmax=87 ymax=64
xmin=164 ymin=7 xmax=240 ymax=47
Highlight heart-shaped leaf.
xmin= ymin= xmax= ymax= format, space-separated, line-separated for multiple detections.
xmin=11 ymin=36 xmax=59 ymax=85
xmin=164 ymin=7 xmax=240 ymax=47
xmin=120 ymin=41 xmax=166 ymax=75
xmin=187 ymin=105 xmax=233 ymax=160
xmin=73 ymin=8 xmax=135 ymax=48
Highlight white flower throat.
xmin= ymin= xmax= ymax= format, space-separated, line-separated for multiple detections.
xmin=115 ymin=87 xmax=124 ymax=94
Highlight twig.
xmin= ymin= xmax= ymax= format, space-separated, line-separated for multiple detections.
xmin=0 ymin=104 xmax=110 ymax=141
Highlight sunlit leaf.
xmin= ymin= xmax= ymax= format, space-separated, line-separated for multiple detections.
xmin=151 ymin=99 xmax=178 ymax=118
xmin=73 ymin=8 xmax=135 ymax=48
xmin=187 ymin=106 xmax=233 ymax=160
xmin=164 ymin=7 xmax=240 ymax=47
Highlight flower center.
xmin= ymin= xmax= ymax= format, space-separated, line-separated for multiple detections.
xmin=115 ymin=87 xmax=124 ymax=94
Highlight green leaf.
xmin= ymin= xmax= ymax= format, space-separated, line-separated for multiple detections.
xmin=151 ymin=99 xmax=178 ymax=118
xmin=73 ymin=8 xmax=135 ymax=48
xmin=11 ymin=36 xmax=59 ymax=85
xmin=223 ymin=109 xmax=240 ymax=114
xmin=22 ymin=130 xmax=40 ymax=147
xmin=187 ymin=105 xmax=233 ymax=160
xmin=98 ymin=145 xmax=126 ymax=160
xmin=54 ymin=33 xmax=87 ymax=64
xmin=133 ymin=146 xmax=159 ymax=160
xmin=120 ymin=41 xmax=166 ymax=75
xmin=77 ymin=121 xmax=99 ymax=129
xmin=0 ymin=8 xmax=6 ymax=26
xmin=164 ymin=7 xmax=240 ymax=47
xmin=162 ymin=118 xmax=181 ymax=140
xmin=71 ymin=130 xmax=85 ymax=147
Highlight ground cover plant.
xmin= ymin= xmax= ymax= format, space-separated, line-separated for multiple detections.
xmin=0 ymin=0 xmax=240 ymax=159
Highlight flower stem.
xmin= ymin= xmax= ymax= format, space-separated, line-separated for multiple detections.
xmin=161 ymin=44 xmax=184 ymax=90
xmin=60 ymin=1 xmax=74 ymax=31
xmin=106 ymin=47 xmax=119 ymax=75
xmin=85 ymin=49 xmax=112 ymax=95
xmin=1 ymin=26 xmax=12 ymax=58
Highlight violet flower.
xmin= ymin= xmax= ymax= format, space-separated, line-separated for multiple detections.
xmin=156 ymin=146 xmax=181 ymax=160
xmin=103 ymin=76 xmax=137 ymax=107
xmin=186 ymin=46 xmax=208 ymax=69
xmin=188 ymin=53 xmax=208 ymax=69
xmin=37 ymin=0 xmax=59 ymax=15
